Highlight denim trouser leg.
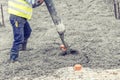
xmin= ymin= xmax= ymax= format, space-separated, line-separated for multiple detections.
xmin=24 ymin=21 xmax=32 ymax=41
xmin=20 ymin=21 xmax=32 ymax=50
xmin=10 ymin=15 xmax=26 ymax=60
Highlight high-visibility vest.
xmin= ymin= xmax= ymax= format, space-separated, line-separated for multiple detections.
xmin=8 ymin=0 xmax=33 ymax=19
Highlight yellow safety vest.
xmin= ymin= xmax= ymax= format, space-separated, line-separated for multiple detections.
xmin=8 ymin=0 xmax=33 ymax=19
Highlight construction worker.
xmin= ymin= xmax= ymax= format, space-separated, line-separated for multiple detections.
xmin=8 ymin=0 xmax=44 ymax=62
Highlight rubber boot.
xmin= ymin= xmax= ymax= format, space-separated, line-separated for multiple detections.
xmin=10 ymin=52 xmax=19 ymax=63
xmin=19 ymin=40 xmax=27 ymax=51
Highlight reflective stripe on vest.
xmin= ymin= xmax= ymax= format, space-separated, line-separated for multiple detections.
xmin=8 ymin=0 xmax=32 ymax=19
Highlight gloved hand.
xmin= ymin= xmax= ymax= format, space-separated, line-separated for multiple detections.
xmin=37 ymin=0 xmax=44 ymax=4
xmin=32 ymin=0 xmax=44 ymax=8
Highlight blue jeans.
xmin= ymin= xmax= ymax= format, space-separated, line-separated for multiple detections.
xmin=10 ymin=14 xmax=32 ymax=60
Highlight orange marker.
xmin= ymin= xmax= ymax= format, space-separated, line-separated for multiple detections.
xmin=60 ymin=44 xmax=67 ymax=51
xmin=74 ymin=64 xmax=82 ymax=71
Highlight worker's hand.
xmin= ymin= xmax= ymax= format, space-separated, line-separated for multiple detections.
xmin=33 ymin=0 xmax=44 ymax=8
xmin=37 ymin=0 xmax=44 ymax=4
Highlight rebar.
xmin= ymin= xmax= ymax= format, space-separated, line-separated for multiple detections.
xmin=1 ymin=4 xmax=5 ymax=27
xmin=113 ymin=0 xmax=118 ymax=19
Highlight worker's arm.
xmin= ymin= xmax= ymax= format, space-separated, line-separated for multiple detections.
xmin=26 ymin=0 xmax=44 ymax=8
